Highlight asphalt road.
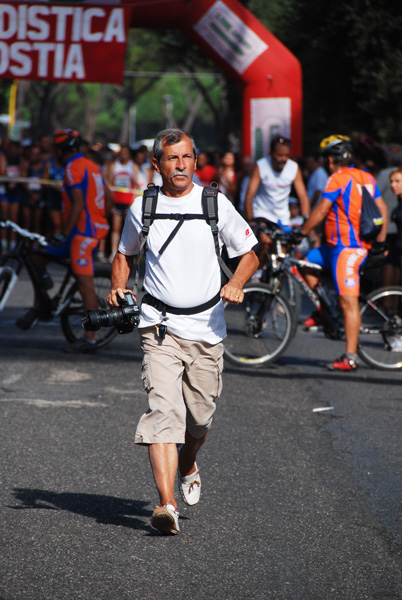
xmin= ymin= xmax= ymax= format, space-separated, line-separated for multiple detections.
xmin=0 ymin=266 xmax=401 ymax=600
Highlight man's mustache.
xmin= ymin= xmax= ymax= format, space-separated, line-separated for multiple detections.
xmin=171 ymin=170 xmax=190 ymax=179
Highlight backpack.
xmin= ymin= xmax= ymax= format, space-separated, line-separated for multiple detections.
xmin=359 ymin=184 xmax=383 ymax=242
xmin=141 ymin=184 xmax=234 ymax=281
xmin=138 ymin=184 xmax=234 ymax=317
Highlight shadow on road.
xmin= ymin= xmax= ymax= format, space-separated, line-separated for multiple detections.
xmin=223 ymin=360 xmax=402 ymax=388
xmin=9 ymin=488 xmax=153 ymax=532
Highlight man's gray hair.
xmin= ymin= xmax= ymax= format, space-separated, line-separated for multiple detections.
xmin=153 ymin=128 xmax=197 ymax=163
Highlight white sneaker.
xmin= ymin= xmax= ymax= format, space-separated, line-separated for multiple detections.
xmin=178 ymin=464 xmax=201 ymax=506
xmin=151 ymin=504 xmax=180 ymax=535
xmin=388 ymin=333 xmax=402 ymax=352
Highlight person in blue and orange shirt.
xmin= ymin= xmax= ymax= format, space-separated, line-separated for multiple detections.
xmin=299 ymin=135 xmax=388 ymax=371
xmin=16 ymin=129 xmax=113 ymax=353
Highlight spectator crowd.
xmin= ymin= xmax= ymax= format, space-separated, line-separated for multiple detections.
xmin=1 ymin=131 xmax=402 ymax=289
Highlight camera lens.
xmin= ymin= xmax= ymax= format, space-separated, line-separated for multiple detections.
xmin=82 ymin=308 xmax=123 ymax=331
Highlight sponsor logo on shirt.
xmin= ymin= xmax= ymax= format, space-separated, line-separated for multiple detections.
xmin=77 ymin=237 xmax=94 ymax=266
xmin=345 ymin=249 xmax=366 ymax=276
xmin=345 ymin=277 xmax=356 ymax=288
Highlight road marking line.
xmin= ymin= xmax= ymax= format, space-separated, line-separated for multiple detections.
xmin=0 ymin=398 xmax=108 ymax=408
xmin=2 ymin=374 xmax=22 ymax=385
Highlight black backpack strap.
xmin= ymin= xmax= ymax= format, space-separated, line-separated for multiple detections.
xmin=202 ymin=186 xmax=234 ymax=281
xmin=142 ymin=291 xmax=221 ymax=315
xmin=159 ymin=215 xmax=185 ymax=255
xmin=152 ymin=213 xmax=205 ymax=256
xmin=141 ymin=184 xmax=204 ymax=255
xmin=141 ymin=184 xmax=159 ymax=249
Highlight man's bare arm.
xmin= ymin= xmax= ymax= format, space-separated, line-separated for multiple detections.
xmin=64 ymin=188 xmax=84 ymax=236
xmin=301 ymin=198 xmax=333 ymax=236
xmin=220 ymin=249 xmax=259 ymax=304
xmin=107 ymin=251 xmax=135 ymax=306
xmin=374 ymin=196 xmax=388 ymax=243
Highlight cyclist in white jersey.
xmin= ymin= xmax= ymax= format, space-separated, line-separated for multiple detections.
xmin=244 ymin=136 xmax=310 ymax=272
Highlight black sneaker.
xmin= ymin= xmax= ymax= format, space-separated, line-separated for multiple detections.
xmin=15 ymin=308 xmax=42 ymax=330
xmin=63 ymin=338 xmax=97 ymax=354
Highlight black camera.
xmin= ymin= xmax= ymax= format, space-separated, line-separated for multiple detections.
xmin=82 ymin=292 xmax=140 ymax=335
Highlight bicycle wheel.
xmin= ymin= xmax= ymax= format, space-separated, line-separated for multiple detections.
xmin=358 ymin=286 xmax=402 ymax=370
xmin=223 ymin=282 xmax=294 ymax=366
xmin=280 ymin=270 xmax=301 ymax=333
xmin=60 ymin=267 xmax=118 ymax=348
xmin=262 ymin=268 xmax=301 ymax=335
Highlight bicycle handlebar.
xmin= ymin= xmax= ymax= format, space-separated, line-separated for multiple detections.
xmin=0 ymin=219 xmax=48 ymax=246
xmin=253 ymin=220 xmax=293 ymax=244
xmin=262 ymin=226 xmax=299 ymax=254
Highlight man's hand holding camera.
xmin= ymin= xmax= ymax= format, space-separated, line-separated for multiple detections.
xmin=106 ymin=288 xmax=136 ymax=308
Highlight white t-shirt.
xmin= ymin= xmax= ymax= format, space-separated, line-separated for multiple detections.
xmin=119 ymin=184 xmax=257 ymax=343
xmin=252 ymin=156 xmax=298 ymax=225
xmin=113 ymin=159 xmax=135 ymax=187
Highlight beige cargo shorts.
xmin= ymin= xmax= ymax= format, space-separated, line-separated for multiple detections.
xmin=135 ymin=326 xmax=224 ymax=445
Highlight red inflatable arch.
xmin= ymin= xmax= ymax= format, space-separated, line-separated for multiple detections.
xmin=1 ymin=0 xmax=302 ymax=156
xmin=127 ymin=0 xmax=303 ymax=158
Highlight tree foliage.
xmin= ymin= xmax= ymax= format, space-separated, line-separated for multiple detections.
xmin=245 ymin=0 xmax=402 ymax=151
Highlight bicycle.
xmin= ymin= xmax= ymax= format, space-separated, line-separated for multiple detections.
xmin=223 ymin=227 xmax=402 ymax=370
xmin=0 ymin=219 xmax=118 ymax=348
xmin=255 ymin=220 xmax=306 ymax=332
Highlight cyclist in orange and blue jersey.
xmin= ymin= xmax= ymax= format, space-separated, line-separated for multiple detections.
xmin=299 ymin=135 xmax=388 ymax=371
xmin=16 ymin=129 xmax=113 ymax=353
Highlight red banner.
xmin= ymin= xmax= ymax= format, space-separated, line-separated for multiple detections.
xmin=0 ymin=3 xmax=132 ymax=84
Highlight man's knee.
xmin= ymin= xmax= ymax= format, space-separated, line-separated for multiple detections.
xmin=338 ymin=295 xmax=359 ymax=311
xmin=186 ymin=411 xmax=214 ymax=439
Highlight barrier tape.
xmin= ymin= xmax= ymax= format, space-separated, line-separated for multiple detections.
xmin=0 ymin=175 xmax=62 ymax=186
xmin=0 ymin=176 xmax=144 ymax=195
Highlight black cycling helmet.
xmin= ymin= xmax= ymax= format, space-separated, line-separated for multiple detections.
xmin=53 ymin=129 xmax=81 ymax=150
xmin=319 ymin=134 xmax=353 ymax=160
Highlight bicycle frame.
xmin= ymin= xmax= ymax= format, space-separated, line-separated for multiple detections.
xmin=270 ymin=252 xmax=323 ymax=311
xmin=0 ymin=220 xmax=76 ymax=318
xmin=1 ymin=218 xmax=119 ymax=349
